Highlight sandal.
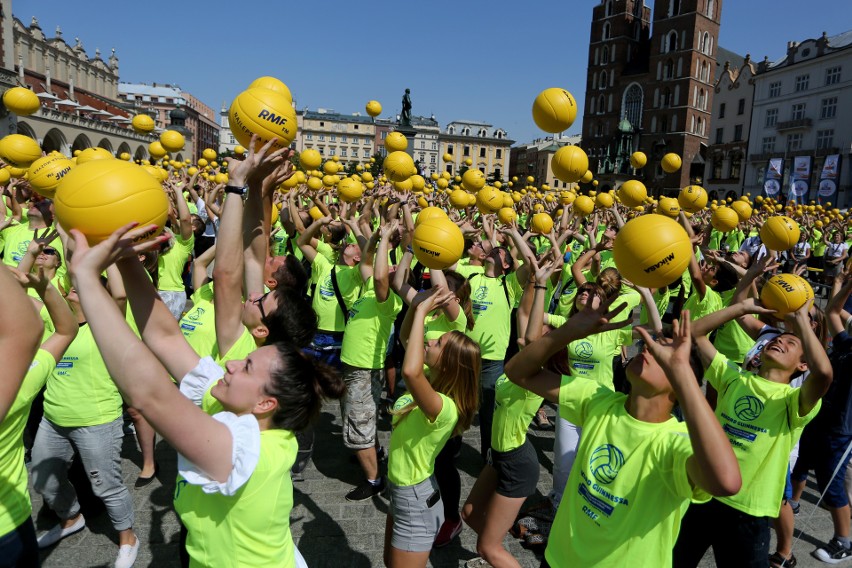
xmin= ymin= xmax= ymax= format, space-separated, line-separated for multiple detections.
xmin=769 ymin=551 xmax=797 ymax=568
xmin=533 ymin=408 xmax=552 ymax=429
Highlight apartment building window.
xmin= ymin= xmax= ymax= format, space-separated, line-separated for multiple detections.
xmin=719 ymin=103 xmax=726 ymax=118
xmin=794 ymin=74 xmax=810 ymax=92
xmin=319 ymin=147 xmax=325 ymax=155
xmin=306 ymin=134 xmax=313 ymax=140
xmin=715 ymin=127 xmax=724 ymax=144
xmin=816 ymin=129 xmax=835 ymax=150
xmin=496 ymin=149 xmax=502 ymax=159
xmin=430 ymin=155 xmax=436 ymax=164
xmin=479 ymin=148 xmax=486 ymax=158
xmin=319 ymin=134 xmax=325 ymax=141
xmin=765 ymin=108 xmax=778 ymax=127
xmin=341 ymin=135 xmax=347 ymax=142
xmin=341 ymin=149 xmax=347 ymax=157
xmin=463 ymin=145 xmax=470 ymax=156
xmin=769 ymin=81 xmax=781 ymax=98
xmin=353 ymin=125 xmax=359 ymax=130
xmin=713 ymin=158 xmax=723 ymax=179
xmin=329 ymin=147 xmax=336 ymax=156
xmin=737 ymin=98 xmax=745 ymax=115
xmin=791 ymin=103 xmax=806 ymax=120
xmin=431 ymin=142 xmax=437 ymax=150
xmin=363 ymin=149 xmax=370 ymax=158
xmin=734 ymin=124 xmax=743 ymax=141
xmin=786 ymin=133 xmax=803 ymax=152
xmin=825 ymin=66 xmax=841 ymax=86
xmin=761 ymin=136 xmax=775 ymax=153
xmin=330 ymin=135 xmax=336 ymax=142
xmin=730 ymin=154 xmax=742 ymax=179
xmin=820 ymin=97 xmax=837 ymax=119
xmin=447 ymin=144 xmax=454 ymax=155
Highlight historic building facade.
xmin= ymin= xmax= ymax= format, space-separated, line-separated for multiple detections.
xmin=439 ymin=121 xmax=513 ymax=182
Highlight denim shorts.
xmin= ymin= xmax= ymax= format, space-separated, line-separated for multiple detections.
xmin=793 ymin=431 xmax=852 ymax=508
xmin=388 ymin=476 xmax=443 ymax=552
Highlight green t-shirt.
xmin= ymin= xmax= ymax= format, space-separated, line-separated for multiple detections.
xmin=552 ymin=264 xmax=579 ymax=318
xmin=809 ymin=229 xmax=825 ymax=257
xmin=454 ymin=258 xmax=485 ymax=278
xmin=546 ymin=375 xmax=708 ymax=568
xmin=180 ymin=283 xmax=218 ymax=358
xmin=310 ymin=255 xmax=362 ymax=333
xmin=683 ymin=285 xmax=723 ymax=321
xmin=467 ymin=274 xmax=516 ymax=361
xmin=158 ymin=234 xmax=194 ymax=292
xmin=492 ymin=374 xmax=543 ymax=452
xmin=0 ymin=349 xmax=54 ymax=536
xmin=724 ymin=228 xmax=745 ymax=252
xmin=709 ymin=229 xmax=723 ymax=250
xmin=174 ymin=428 xmax=297 ymax=568
xmin=713 ymin=290 xmax=756 ymax=364
xmin=44 ymin=323 xmax=123 ymax=427
xmin=706 ymin=352 xmax=821 ymax=517
xmin=567 ymin=327 xmax=633 ymax=390
xmin=340 ymin=279 xmax=403 ymax=369
xmin=424 ymin=309 xmax=468 ymax=341
xmin=388 ymin=392 xmax=458 ymax=486
xmin=316 ymin=240 xmax=336 ymax=263
xmin=640 ymin=287 xmax=670 ymax=326
xmin=213 ymin=327 xmax=257 ymax=367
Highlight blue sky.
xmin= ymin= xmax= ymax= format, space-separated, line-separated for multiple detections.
xmin=15 ymin=0 xmax=849 ymax=145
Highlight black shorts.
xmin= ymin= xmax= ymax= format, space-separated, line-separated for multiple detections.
xmin=489 ymin=437 xmax=539 ymax=498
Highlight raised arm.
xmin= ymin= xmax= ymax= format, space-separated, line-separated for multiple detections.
xmin=637 ymin=318 xmax=741 ymax=496
xmin=791 ymin=303 xmax=833 ymax=416
xmin=401 ymin=288 xmax=456 ymax=422
xmin=173 ymin=183 xmax=194 ymax=241
xmin=68 ymin=225 xmax=233 ymax=483
xmin=374 ymin=221 xmax=396 ymax=303
xmin=12 ymin=267 xmax=77 ymax=363
xmin=296 ymin=214 xmax=329 ymax=264
xmin=827 ymin=268 xmax=852 ymax=337
xmin=192 ymin=243 xmax=216 ymax=291
xmin=0 ymin=265 xmax=43 ymax=423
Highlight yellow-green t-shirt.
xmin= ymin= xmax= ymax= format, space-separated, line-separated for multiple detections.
xmin=424 ymin=309 xmax=468 ymax=341
xmin=0 ymin=349 xmax=54 ymax=536
xmin=640 ymin=287 xmax=670 ymax=326
xmin=467 ymin=274 xmax=516 ymax=361
xmin=388 ymin=392 xmax=458 ymax=486
xmin=713 ymin=290 xmax=757 ymax=363
xmin=454 ymin=258 xmax=485 ymax=279
xmin=180 ymin=283 xmax=218 ymax=358
xmin=1 ymin=222 xmax=67 ymax=285
xmin=546 ymin=375 xmax=708 ymax=568
xmin=492 ymin=374 xmax=543 ymax=453
xmin=567 ymin=327 xmax=633 ymax=390
xmin=340 ymin=279 xmax=403 ymax=370
xmin=683 ymin=286 xmax=723 ymax=321
xmin=213 ymin=327 xmax=257 ymax=367
xmin=174 ymin=428 xmax=297 ymax=568
xmin=158 ymin=234 xmax=194 ymax=292
xmin=706 ymin=352 xmax=820 ymax=517
xmin=316 ymin=240 xmax=336 ymax=263
xmin=44 ymin=323 xmax=123 ymax=427
xmin=310 ymin=255 xmax=362 ymax=333
xmin=552 ymin=264 xmax=579 ymax=318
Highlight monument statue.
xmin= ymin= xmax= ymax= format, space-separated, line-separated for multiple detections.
xmin=400 ymin=88 xmax=412 ymax=127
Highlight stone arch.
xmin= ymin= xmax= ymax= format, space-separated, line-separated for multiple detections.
xmin=72 ymin=134 xmax=93 ymax=154
xmin=134 ymin=145 xmax=148 ymax=162
xmin=97 ymin=138 xmax=114 ymax=154
xmin=42 ymin=128 xmax=69 ymax=155
xmin=15 ymin=120 xmax=37 ymax=140
xmin=116 ymin=142 xmax=132 ymax=158
xmin=175 ymin=153 xmax=184 ymax=162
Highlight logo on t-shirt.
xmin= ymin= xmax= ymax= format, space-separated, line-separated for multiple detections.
xmin=734 ymin=395 xmax=764 ymax=421
xmin=573 ymin=341 xmax=594 ymax=360
xmin=590 ymin=444 xmax=624 ymax=485
xmin=474 ymin=286 xmax=488 ymax=301
xmin=187 ymin=307 xmax=205 ymax=321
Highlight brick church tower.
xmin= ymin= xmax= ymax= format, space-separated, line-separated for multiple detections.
xmin=581 ymin=0 xmax=721 ymax=195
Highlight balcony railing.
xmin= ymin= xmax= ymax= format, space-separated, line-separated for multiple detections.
xmin=776 ymin=118 xmax=812 ymax=132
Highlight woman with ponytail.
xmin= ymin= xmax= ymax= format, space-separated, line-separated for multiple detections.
xmin=66 ymin=222 xmax=344 ymax=568
xmin=384 ymin=286 xmax=480 ymax=568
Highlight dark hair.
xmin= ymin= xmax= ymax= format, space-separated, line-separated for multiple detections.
xmin=263 ymin=288 xmax=317 ymax=348
xmin=272 ymin=255 xmax=309 ymax=295
xmin=265 ymin=343 xmax=345 ymax=431
xmin=713 ymin=263 xmax=738 ymax=293
xmin=444 ymin=270 xmax=475 ymax=330
xmin=327 ymin=223 xmax=348 ymax=245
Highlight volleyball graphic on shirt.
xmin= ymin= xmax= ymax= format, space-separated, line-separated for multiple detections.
xmin=590 ymin=444 xmax=625 ymax=485
xmin=573 ymin=341 xmax=594 ymax=360
xmin=734 ymin=395 xmax=764 ymax=422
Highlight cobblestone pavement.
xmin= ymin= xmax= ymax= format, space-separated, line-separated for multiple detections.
xmin=30 ymin=403 xmax=838 ymax=567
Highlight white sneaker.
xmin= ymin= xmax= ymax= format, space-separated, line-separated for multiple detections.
xmin=115 ymin=537 xmax=139 ymax=568
xmin=37 ymin=514 xmax=86 ymax=549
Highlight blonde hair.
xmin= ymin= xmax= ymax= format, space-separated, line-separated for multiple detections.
xmin=394 ymin=331 xmax=481 ymax=436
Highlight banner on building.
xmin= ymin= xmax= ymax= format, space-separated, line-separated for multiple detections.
xmin=787 ymin=156 xmax=812 ymax=205
xmin=762 ymin=157 xmax=784 ymax=199
xmin=817 ymin=154 xmax=842 ymax=206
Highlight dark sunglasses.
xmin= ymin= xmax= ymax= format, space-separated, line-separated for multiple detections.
xmin=252 ymin=291 xmax=271 ymax=322
xmin=42 ymin=248 xmax=58 ymax=256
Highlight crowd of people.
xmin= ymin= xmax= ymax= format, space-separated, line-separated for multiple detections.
xmin=0 ymin=139 xmax=851 ymax=568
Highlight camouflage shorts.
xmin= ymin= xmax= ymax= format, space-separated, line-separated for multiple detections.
xmin=340 ymin=365 xmax=384 ymax=449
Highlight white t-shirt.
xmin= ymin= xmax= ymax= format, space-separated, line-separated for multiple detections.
xmin=178 ymin=356 xmax=261 ymax=496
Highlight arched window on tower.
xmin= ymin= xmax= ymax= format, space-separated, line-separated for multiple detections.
xmin=698 ymin=88 xmax=706 ymax=110
xmin=662 ymin=87 xmax=672 ymax=107
xmin=707 ymin=0 xmax=715 ymax=19
xmin=600 ymin=70 xmax=608 ymax=89
xmin=665 ymin=31 xmax=678 ymax=53
xmin=622 ymin=83 xmax=643 ymax=128
xmin=598 ymin=94 xmax=606 ymax=114
xmin=602 ymin=46 xmax=610 ymax=64
xmin=664 ymin=59 xmax=674 ymax=80
xmin=702 ymin=32 xmax=710 ymax=55
xmin=602 ymin=22 xmax=611 ymax=40
xmin=605 ymin=0 xmax=614 ymax=17
xmin=668 ymin=0 xmax=681 ymax=17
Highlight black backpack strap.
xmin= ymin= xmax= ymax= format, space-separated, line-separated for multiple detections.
xmin=330 ymin=266 xmax=350 ymax=324
xmin=501 ymin=276 xmax=511 ymax=306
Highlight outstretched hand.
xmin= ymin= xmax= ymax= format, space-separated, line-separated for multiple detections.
xmin=566 ymin=294 xmax=630 ymax=339
xmin=637 ymin=313 xmax=692 ymax=376
xmin=68 ymin=223 xmax=169 ymax=280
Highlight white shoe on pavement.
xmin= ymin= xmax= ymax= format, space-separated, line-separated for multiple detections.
xmin=114 ymin=537 xmax=139 ymax=568
xmin=37 ymin=514 xmax=86 ymax=549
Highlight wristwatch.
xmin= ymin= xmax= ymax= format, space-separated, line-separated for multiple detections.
xmin=224 ymin=185 xmax=248 ymax=197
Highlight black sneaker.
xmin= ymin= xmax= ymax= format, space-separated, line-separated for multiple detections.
xmin=813 ymin=538 xmax=852 ymax=564
xmin=345 ymin=477 xmax=386 ymax=502
xmin=790 ymin=501 xmax=801 ymax=516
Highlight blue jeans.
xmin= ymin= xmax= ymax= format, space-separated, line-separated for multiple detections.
xmin=478 ymin=359 xmax=504 ymax=459
xmin=30 ymin=417 xmax=134 ymax=531
xmin=0 ymin=518 xmax=39 ymax=568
